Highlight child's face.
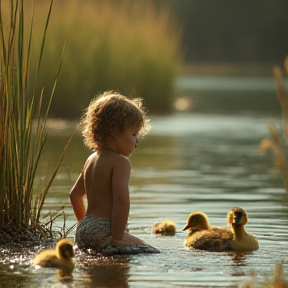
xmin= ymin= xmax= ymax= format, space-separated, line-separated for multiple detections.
xmin=114 ymin=126 xmax=140 ymax=156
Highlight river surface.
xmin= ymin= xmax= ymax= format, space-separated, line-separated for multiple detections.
xmin=1 ymin=75 xmax=288 ymax=288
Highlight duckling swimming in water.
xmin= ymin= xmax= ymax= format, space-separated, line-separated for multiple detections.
xmin=227 ymin=207 xmax=259 ymax=252
xmin=183 ymin=211 xmax=233 ymax=251
xmin=183 ymin=211 xmax=211 ymax=233
xmin=33 ymin=238 xmax=75 ymax=276
xmin=152 ymin=220 xmax=176 ymax=236
xmin=183 ymin=208 xmax=259 ymax=252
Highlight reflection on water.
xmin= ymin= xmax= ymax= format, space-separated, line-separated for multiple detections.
xmin=77 ymin=254 xmax=130 ymax=288
xmin=175 ymin=75 xmax=285 ymax=114
xmin=1 ymin=76 xmax=288 ymax=287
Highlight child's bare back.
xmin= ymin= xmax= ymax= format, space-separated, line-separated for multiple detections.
xmin=83 ymin=151 xmax=116 ymax=220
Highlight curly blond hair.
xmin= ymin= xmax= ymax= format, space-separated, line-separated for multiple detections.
xmin=81 ymin=91 xmax=151 ymax=150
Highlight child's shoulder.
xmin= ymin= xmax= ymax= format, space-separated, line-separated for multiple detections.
xmin=87 ymin=151 xmax=130 ymax=166
xmin=111 ymin=153 xmax=131 ymax=169
xmin=87 ymin=152 xmax=97 ymax=160
xmin=84 ymin=152 xmax=98 ymax=165
xmin=83 ymin=152 xmax=98 ymax=170
xmin=113 ymin=153 xmax=130 ymax=163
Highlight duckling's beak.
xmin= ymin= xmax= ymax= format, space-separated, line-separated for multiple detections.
xmin=183 ymin=224 xmax=189 ymax=231
xmin=64 ymin=250 xmax=75 ymax=258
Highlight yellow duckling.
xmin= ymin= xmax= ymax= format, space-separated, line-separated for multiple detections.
xmin=183 ymin=211 xmax=233 ymax=251
xmin=152 ymin=220 xmax=176 ymax=236
xmin=227 ymin=207 xmax=259 ymax=252
xmin=33 ymin=238 xmax=75 ymax=277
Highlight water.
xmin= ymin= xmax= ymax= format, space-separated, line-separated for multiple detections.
xmin=1 ymin=75 xmax=288 ymax=288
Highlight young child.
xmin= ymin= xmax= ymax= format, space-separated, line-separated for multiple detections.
xmin=69 ymin=91 xmax=153 ymax=250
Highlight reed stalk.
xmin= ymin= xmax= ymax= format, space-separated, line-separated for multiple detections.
xmin=0 ymin=0 xmax=64 ymax=231
xmin=259 ymin=57 xmax=288 ymax=194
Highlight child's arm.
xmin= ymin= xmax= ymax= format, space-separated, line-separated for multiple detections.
xmin=111 ymin=156 xmax=131 ymax=243
xmin=69 ymin=172 xmax=86 ymax=222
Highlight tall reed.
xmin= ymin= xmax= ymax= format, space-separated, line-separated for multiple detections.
xmin=29 ymin=0 xmax=182 ymax=118
xmin=259 ymin=57 xmax=288 ymax=194
xmin=0 ymin=0 xmax=63 ymax=229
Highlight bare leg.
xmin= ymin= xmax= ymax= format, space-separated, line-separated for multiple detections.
xmin=111 ymin=232 xmax=148 ymax=246
xmin=123 ymin=232 xmax=148 ymax=245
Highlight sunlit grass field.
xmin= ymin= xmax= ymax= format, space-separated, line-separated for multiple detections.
xmin=29 ymin=0 xmax=182 ymax=118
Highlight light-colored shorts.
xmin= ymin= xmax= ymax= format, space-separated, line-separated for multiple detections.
xmin=75 ymin=215 xmax=112 ymax=250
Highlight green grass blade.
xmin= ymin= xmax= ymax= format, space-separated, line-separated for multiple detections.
xmin=36 ymin=129 xmax=75 ymax=222
xmin=32 ymin=0 xmax=54 ymax=97
xmin=43 ymin=41 xmax=65 ymax=121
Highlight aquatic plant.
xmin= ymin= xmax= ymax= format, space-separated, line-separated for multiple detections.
xmin=0 ymin=0 xmax=68 ymax=242
xmin=239 ymin=261 xmax=288 ymax=288
xmin=263 ymin=261 xmax=288 ymax=288
xmin=29 ymin=0 xmax=182 ymax=118
xmin=259 ymin=57 xmax=288 ymax=195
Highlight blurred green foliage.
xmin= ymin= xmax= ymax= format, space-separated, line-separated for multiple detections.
xmin=28 ymin=0 xmax=182 ymax=118
xmin=160 ymin=0 xmax=288 ymax=64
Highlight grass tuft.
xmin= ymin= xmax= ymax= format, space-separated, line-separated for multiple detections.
xmin=0 ymin=0 xmax=69 ymax=241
